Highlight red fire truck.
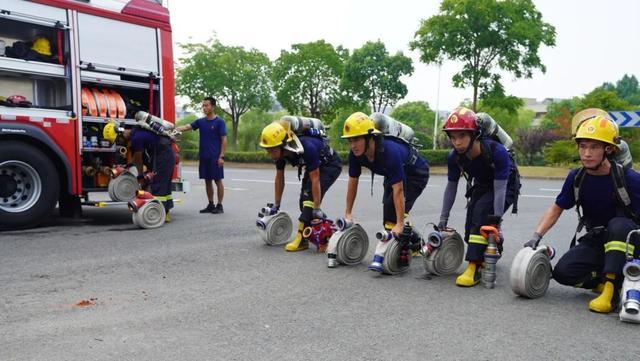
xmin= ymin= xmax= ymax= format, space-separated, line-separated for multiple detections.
xmin=0 ymin=0 xmax=186 ymax=228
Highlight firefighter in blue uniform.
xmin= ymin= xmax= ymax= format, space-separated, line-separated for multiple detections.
xmin=525 ymin=115 xmax=640 ymax=313
xmin=104 ymin=121 xmax=175 ymax=222
xmin=438 ymin=107 xmax=520 ymax=287
xmin=341 ymin=112 xmax=429 ymax=272
xmin=259 ymin=121 xmax=342 ymax=252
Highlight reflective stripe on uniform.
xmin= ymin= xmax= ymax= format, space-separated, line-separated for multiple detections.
xmin=604 ymin=240 xmax=634 ymax=254
xmin=384 ymin=222 xmax=395 ymax=230
xmin=469 ymin=234 xmax=488 ymax=245
xmin=154 ymin=195 xmax=173 ymax=201
xmin=303 ymin=200 xmax=314 ymax=208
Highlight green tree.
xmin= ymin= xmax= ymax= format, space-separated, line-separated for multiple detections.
xmin=602 ymin=74 xmax=640 ymax=105
xmin=539 ymin=98 xmax=578 ymax=137
xmin=391 ymin=101 xmax=435 ymax=148
xmin=410 ymin=0 xmax=556 ymax=111
xmin=176 ymin=39 xmax=273 ymax=150
xmin=578 ymin=88 xmax=633 ymax=111
xmin=236 ymin=110 xmax=287 ymax=151
xmin=272 ymin=40 xmax=344 ymax=120
xmin=342 ymin=41 xmax=414 ymax=113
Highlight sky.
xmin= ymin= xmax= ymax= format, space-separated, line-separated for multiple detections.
xmin=167 ymin=0 xmax=640 ymax=112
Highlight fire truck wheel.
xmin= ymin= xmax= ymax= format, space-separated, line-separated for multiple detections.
xmin=0 ymin=141 xmax=60 ymax=228
xmin=59 ymin=192 xmax=82 ymax=218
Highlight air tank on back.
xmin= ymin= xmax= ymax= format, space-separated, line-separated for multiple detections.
xmin=476 ymin=112 xmax=513 ymax=150
xmin=279 ymin=115 xmax=325 ymax=136
xmin=614 ymin=139 xmax=633 ymax=169
xmin=369 ymin=112 xmax=415 ymax=144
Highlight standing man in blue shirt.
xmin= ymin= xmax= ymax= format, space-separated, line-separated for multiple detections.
xmin=524 ymin=115 xmax=640 ymax=314
xmin=341 ymin=112 xmax=429 ymax=272
xmin=176 ymin=97 xmax=227 ymax=214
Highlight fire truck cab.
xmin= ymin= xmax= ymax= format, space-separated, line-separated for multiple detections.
xmin=0 ymin=0 xmax=184 ymax=228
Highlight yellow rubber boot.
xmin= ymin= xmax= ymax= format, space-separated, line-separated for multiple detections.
xmin=456 ymin=262 xmax=481 ymax=287
xmin=165 ymin=212 xmax=171 ymax=223
xmin=285 ymin=222 xmax=308 ymax=252
xmin=591 ymin=282 xmax=605 ymax=294
xmin=589 ymin=274 xmax=617 ymax=313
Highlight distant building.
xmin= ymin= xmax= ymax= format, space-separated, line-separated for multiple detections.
xmin=522 ymin=98 xmax=564 ymax=126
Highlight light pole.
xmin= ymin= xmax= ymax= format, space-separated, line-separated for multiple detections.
xmin=433 ymin=62 xmax=441 ymax=150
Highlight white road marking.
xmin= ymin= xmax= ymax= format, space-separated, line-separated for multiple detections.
xmin=539 ymin=188 xmax=561 ymax=192
xmin=231 ymin=178 xmax=300 ymax=185
xmin=520 ymin=194 xmax=555 ymax=199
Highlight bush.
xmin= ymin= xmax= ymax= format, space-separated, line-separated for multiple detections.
xmin=543 ymin=140 xmax=579 ymax=166
xmin=179 ymin=149 xmax=451 ymax=166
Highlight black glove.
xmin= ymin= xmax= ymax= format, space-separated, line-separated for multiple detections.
xmin=312 ymin=208 xmax=326 ymax=220
xmin=524 ymin=232 xmax=542 ymax=250
xmin=437 ymin=220 xmax=447 ymax=231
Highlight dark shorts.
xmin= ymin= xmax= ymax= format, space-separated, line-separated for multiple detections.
xmin=382 ymin=166 xmax=429 ymax=225
xmin=199 ymin=158 xmax=224 ymax=180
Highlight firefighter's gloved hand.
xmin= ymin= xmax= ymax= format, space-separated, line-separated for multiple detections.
xmin=524 ymin=232 xmax=542 ymax=250
xmin=137 ymin=175 xmax=147 ymax=187
xmin=312 ymin=208 xmax=325 ymax=220
xmin=437 ymin=219 xmax=447 ymax=231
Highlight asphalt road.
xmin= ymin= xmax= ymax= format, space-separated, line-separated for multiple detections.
xmin=1 ymin=165 xmax=639 ymax=361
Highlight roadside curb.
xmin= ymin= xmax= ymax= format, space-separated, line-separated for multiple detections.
xmin=181 ymin=161 xmax=569 ymax=180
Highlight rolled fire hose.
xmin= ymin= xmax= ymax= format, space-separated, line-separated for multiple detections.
xmin=423 ymin=229 xmax=465 ymax=276
xmin=326 ymin=220 xmax=369 ymax=266
xmin=381 ymin=239 xmax=411 ymax=275
xmin=132 ymin=200 xmax=166 ymax=229
xmin=510 ymin=245 xmax=555 ymax=299
xmin=257 ymin=212 xmax=294 ymax=246
xmin=107 ymin=172 xmax=138 ymax=201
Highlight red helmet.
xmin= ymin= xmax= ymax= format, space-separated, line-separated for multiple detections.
xmin=443 ymin=107 xmax=478 ymax=132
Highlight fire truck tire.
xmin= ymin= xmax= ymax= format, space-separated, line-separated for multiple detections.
xmin=0 ymin=141 xmax=60 ymax=228
xmin=58 ymin=192 xmax=82 ymax=218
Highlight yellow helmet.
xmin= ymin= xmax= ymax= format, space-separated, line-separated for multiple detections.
xmin=103 ymin=121 xmax=122 ymax=143
xmin=31 ymin=37 xmax=52 ymax=56
xmin=341 ymin=112 xmax=381 ymax=139
xmin=574 ymin=115 xmax=620 ymax=147
xmin=259 ymin=122 xmax=290 ymax=148
xmin=571 ymin=108 xmax=612 ymax=136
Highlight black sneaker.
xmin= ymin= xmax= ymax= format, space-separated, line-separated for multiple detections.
xmin=199 ymin=203 xmax=215 ymax=213
xmin=211 ymin=204 xmax=224 ymax=214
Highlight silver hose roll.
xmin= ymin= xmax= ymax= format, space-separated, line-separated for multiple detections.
xmin=257 ymin=212 xmax=294 ymax=246
xmin=381 ymin=239 xmax=411 ymax=275
xmin=510 ymin=245 xmax=554 ymax=299
xmin=108 ymin=172 xmax=138 ymax=201
xmin=132 ymin=200 xmax=166 ymax=229
xmin=423 ymin=230 xmax=465 ymax=276
xmin=326 ymin=223 xmax=369 ymax=266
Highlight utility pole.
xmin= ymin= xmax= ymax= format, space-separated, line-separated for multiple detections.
xmin=433 ymin=62 xmax=441 ymax=150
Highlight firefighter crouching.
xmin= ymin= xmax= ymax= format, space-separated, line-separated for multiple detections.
xmin=439 ymin=107 xmax=520 ymax=287
xmin=341 ymin=112 xmax=429 ymax=272
xmin=259 ymin=121 xmax=342 ymax=252
xmin=524 ymin=115 xmax=640 ymax=313
xmin=103 ymin=121 xmax=176 ymax=223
